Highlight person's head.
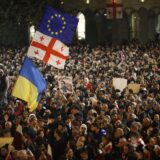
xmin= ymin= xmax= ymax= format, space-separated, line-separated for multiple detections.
xmin=28 ymin=114 xmax=37 ymax=127
xmin=57 ymin=122 xmax=65 ymax=131
xmin=117 ymin=138 xmax=127 ymax=148
xmin=114 ymin=128 xmax=124 ymax=139
xmin=79 ymin=148 xmax=88 ymax=160
xmin=37 ymin=129 xmax=44 ymax=138
xmin=102 ymin=135 xmax=110 ymax=144
xmin=123 ymin=144 xmax=134 ymax=154
xmin=23 ymin=111 xmax=29 ymax=119
xmin=76 ymin=136 xmax=86 ymax=149
xmin=5 ymin=121 xmax=12 ymax=129
xmin=3 ymin=129 xmax=11 ymax=137
xmin=3 ymin=112 xmax=9 ymax=121
xmin=54 ymin=129 xmax=62 ymax=140
xmin=114 ymin=120 xmax=122 ymax=128
xmin=143 ymin=117 xmax=151 ymax=127
xmin=148 ymin=137 xmax=157 ymax=148
xmin=65 ymin=148 xmax=74 ymax=159
xmin=0 ymin=146 xmax=8 ymax=157
xmin=130 ymin=122 xmax=139 ymax=133
xmin=80 ymin=123 xmax=87 ymax=135
xmin=154 ymin=114 xmax=159 ymax=122
xmin=90 ymin=123 xmax=99 ymax=133
xmin=72 ymin=126 xmax=80 ymax=140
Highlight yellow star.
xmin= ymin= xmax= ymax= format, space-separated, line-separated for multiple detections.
xmin=48 ymin=20 xmax=51 ymax=23
xmin=51 ymin=15 xmax=54 ymax=19
xmin=63 ymin=21 xmax=66 ymax=25
xmin=55 ymin=14 xmax=58 ymax=17
xmin=59 ymin=30 xmax=62 ymax=33
xmin=62 ymin=17 xmax=64 ymax=20
xmin=62 ymin=26 xmax=65 ymax=29
xmin=51 ymin=32 xmax=54 ymax=35
xmin=55 ymin=32 xmax=58 ymax=35
xmin=48 ymin=28 xmax=51 ymax=31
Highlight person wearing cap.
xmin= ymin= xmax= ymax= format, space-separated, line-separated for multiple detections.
xmin=26 ymin=114 xmax=38 ymax=141
xmin=80 ymin=124 xmax=87 ymax=136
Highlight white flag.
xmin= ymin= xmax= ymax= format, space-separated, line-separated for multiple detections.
xmin=27 ymin=31 xmax=69 ymax=69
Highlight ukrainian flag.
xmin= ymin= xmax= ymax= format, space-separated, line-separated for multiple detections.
xmin=12 ymin=57 xmax=47 ymax=112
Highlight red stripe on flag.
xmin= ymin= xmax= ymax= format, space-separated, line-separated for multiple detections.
xmin=31 ymin=39 xmax=69 ymax=63
xmin=106 ymin=4 xmax=122 ymax=7
xmin=106 ymin=2 xmax=122 ymax=19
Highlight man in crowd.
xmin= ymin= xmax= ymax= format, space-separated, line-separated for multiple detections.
xmin=0 ymin=40 xmax=160 ymax=159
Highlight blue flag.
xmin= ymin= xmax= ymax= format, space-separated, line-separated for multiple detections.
xmin=12 ymin=57 xmax=47 ymax=112
xmin=37 ymin=6 xmax=78 ymax=44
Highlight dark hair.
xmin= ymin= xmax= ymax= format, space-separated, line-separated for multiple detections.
xmin=55 ymin=129 xmax=63 ymax=138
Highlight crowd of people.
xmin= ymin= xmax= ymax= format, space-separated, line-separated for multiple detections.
xmin=0 ymin=40 xmax=160 ymax=160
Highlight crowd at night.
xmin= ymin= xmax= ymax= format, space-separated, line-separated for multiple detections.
xmin=0 ymin=40 xmax=160 ymax=159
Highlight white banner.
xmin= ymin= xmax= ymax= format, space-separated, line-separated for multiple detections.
xmin=113 ymin=78 xmax=127 ymax=92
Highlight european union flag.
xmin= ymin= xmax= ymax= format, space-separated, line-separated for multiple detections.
xmin=12 ymin=57 xmax=47 ymax=112
xmin=37 ymin=6 xmax=78 ymax=44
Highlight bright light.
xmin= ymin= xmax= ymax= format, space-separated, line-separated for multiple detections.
xmin=30 ymin=25 xmax=35 ymax=40
xmin=141 ymin=0 xmax=145 ymax=2
xmin=77 ymin=13 xmax=86 ymax=40
xmin=86 ymin=0 xmax=90 ymax=4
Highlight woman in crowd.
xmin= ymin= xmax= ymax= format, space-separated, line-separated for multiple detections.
xmin=0 ymin=40 xmax=160 ymax=160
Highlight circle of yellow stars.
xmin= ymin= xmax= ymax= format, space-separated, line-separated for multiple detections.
xmin=47 ymin=13 xmax=67 ymax=35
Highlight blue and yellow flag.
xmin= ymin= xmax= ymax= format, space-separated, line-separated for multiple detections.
xmin=12 ymin=57 xmax=47 ymax=112
xmin=37 ymin=6 xmax=78 ymax=44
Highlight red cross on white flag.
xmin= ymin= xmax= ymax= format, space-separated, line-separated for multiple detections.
xmin=106 ymin=0 xmax=123 ymax=19
xmin=27 ymin=31 xmax=69 ymax=69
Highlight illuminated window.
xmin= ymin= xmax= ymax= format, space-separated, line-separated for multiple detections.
xmin=156 ymin=14 xmax=160 ymax=33
xmin=77 ymin=13 xmax=86 ymax=40
xmin=130 ymin=13 xmax=140 ymax=39
xmin=30 ymin=25 xmax=35 ymax=40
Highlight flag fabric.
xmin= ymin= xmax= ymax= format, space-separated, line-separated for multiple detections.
xmin=37 ymin=6 xmax=78 ymax=44
xmin=116 ymin=6 xmax=123 ymax=19
xmin=12 ymin=57 xmax=47 ymax=112
xmin=27 ymin=31 xmax=69 ymax=69
xmin=0 ymin=137 xmax=14 ymax=148
xmin=106 ymin=0 xmax=123 ymax=19
xmin=106 ymin=7 xmax=114 ymax=19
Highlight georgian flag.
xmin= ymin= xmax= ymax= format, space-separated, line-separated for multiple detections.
xmin=27 ymin=31 xmax=69 ymax=69
xmin=106 ymin=0 xmax=123 ymax=19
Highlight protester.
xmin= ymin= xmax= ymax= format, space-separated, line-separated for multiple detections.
xmin=0 ymin=40 xmax=160 ymax=159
